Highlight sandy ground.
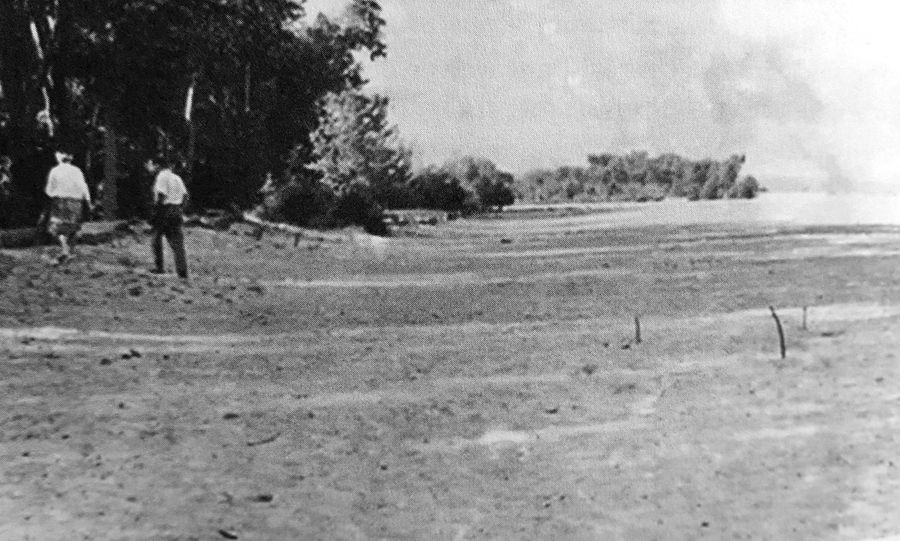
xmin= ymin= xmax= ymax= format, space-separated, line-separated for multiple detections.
xmin=2 ymin=196 xmax=900 ymax=540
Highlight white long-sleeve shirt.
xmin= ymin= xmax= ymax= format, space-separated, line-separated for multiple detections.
xmin=45 ymin=163 xmax=91 ymax=202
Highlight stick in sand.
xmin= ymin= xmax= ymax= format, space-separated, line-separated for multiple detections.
xmin=247 ymin=432 xmax=281 ymax=447
xmin=769 ymin=306 xmax=786 ymax=359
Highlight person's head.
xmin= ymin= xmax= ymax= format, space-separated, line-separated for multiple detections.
xmin=144 ymin=158 xmax=160 ymax=174
xmin=145 ymin=155 xmax=175 ymax=174
xmin=0 ymin=155 xmax=11 ymax=171
xmin=55 ymin=150 xmax=73 ymax=164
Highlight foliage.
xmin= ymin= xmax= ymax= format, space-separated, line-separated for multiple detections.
xmin=0 ymin=0 xmax=388 ymax=226
xmin=307 ymin=89 xmax=411 ymax=205
xmin=441 ymin=156 xmax=515 ymax=211
xmin=406 ymin=168 xmax=476 ymax=212
xmin=402 ymin=156 xmax=515 ymax=213
xmin=636 ymin=183 xmax=668 ymax=202
xmin=327 ymin=185 xmax=387 ymax=235
xmin=262 ymin=173 xmax=334 ymax=229
xmin=267 ymin=147 xmax=515 ymax=231
xmin=516 ymin=151 xmax=749 ymax=204
xmin=728 ymin=175 xmax=761 ymax=199
xmin=265 ymin=87 xmax=408 ymax=234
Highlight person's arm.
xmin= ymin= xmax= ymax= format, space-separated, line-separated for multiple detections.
xmin=152 ymin=187 xmax=167 ymax=228
xmin=81 ymin=174 xmax=92 ymax=205
xmin=45 ymin=170 xmax=57 ymax=198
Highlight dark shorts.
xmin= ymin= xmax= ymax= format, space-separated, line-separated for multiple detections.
xmin=47 ymin=197 xmax=84 ymax=236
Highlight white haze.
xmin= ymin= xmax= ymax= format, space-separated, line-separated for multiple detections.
xmin=304 ymin=0 xmax=900 ymax=192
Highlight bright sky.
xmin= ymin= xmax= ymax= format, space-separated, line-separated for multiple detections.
xmin=305 ymin=0 xmax=900 ymax=189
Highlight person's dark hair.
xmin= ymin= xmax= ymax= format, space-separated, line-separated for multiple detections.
xmin=158 ymin=154 xmax=178 ymax=169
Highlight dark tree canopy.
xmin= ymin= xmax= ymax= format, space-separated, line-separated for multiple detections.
xmin=1 ymin=0 xmax=388 ymax=225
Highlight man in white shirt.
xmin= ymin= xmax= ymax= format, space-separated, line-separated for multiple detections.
xmin=45 ymin=150 xmax=91 ymax=262
xmin=146 ymin=157 xmax=189 ymax=279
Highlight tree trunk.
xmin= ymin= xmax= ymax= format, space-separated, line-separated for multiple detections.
xmin=103 ymin=127 xmax=119 ymax=219
xmin=183 ymin=76 xmax=197 ymax=191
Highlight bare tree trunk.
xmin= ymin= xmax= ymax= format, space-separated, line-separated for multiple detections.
xmin=244 ymin=64 xmax=251 ymax=113
xmin=103 ymin=127 xmax=118 ymax=219
xmin=184 ymin=75 xmax=197 ymax=191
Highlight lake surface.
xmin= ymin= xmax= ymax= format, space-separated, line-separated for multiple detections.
xmin=507 ymin=192 xmax=900 ymax=230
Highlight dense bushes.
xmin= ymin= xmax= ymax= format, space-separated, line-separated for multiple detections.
xmin=402 ymin=161 xmax=515 ymax=214
xmin=728 ymin=175 xmax=760 ymax=199
xmin=264 ymin=135 xmax=516 ymax=233
xmin=405 ymin=168 xmax=477 ymax=212
xmin=262 ymin=174 xmax=387 ymax=235
xmin=262 ymin=175 xmax=334 ymax=229
xmin=516 ymin=151 xmax=759 ymax=203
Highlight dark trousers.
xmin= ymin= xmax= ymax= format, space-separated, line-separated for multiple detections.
xmin=153 ymin=205 xmax=188 ymax=278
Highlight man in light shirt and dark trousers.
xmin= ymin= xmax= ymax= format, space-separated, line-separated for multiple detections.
xmin=146 ymin=157 xmax=189 ymax=279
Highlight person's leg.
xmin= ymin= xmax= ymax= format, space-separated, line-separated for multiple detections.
xmin=166 ymin=224 xmax=188 ymax=279
xmin=57 ymin=234 xmax=71 ymax=259
xmin=152 ymin=228 xmax=165 ymax=273
xmin=68 ymin=227 xmax=79 ymax=256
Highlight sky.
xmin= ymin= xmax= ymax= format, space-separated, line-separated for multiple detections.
xmin=304 ymin=0 xmax=900 ymax=190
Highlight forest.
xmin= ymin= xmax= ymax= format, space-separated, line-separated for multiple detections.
xmin=0 ymin=0 xmax=515 ymax=233
xmin=515 ymin=151 xmax=760 ymax=204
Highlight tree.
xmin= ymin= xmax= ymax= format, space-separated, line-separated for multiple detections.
xmin=727 ymin=175 xmax=760 ymax=199
xmin=1 ymin=0 xmax=390 ymax=225
xmin=699 ymin=154 xmax=744 ymax=200
xmin=291 ymin=88 xmax=409 ymax=232
xmin=441 ymin=156 xmax=515 ymax=210
xmin=308 ymin=89 xmax=411 ymax=201
xmin=407 ymin=168 xmax=473 ymax=212
xmin=513 ymin=152 xmax=750 ymax=203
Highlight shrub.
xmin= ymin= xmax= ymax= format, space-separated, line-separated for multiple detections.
xmin=475 ymin=171 xmax=515 ymax=210
xmin=407 ymin=169 xmax=475 ymax=212
xmin=327 ymin=186 xmax=387 ymax=235
xmin=684 ymin=184 xmax=701 ymax=201
xmin=262 ymin=175 xmax=335 ymax=229
xmin=635 ymin=183 xmax=668 ymax=202
xmin=728 ymin=175 xmax=761 ymax=199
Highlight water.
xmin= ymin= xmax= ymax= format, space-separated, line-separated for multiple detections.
xmin=506 ymin=192 xmax=900 ymax=231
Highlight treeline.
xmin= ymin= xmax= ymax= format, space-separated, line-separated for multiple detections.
xmin=1 ymin=1 xmax=758 ymax=236
xmin=515 ymin=152 xmax=761 ymax=204
xmin=0 ymin=0 xmax=515 ymax=234
xmin=0 ymin=0 xmax=405 ymax=230
xmin=262 ymin=88 xmax=514 ymax=233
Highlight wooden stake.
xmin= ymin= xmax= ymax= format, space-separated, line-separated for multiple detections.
xmin=802 ymin=306 xmax=808 ymax=331
xmin=634 ymin=315 xmax=642 ymax=344
xmin=769 ymin=306 xmax=786 ymax=359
